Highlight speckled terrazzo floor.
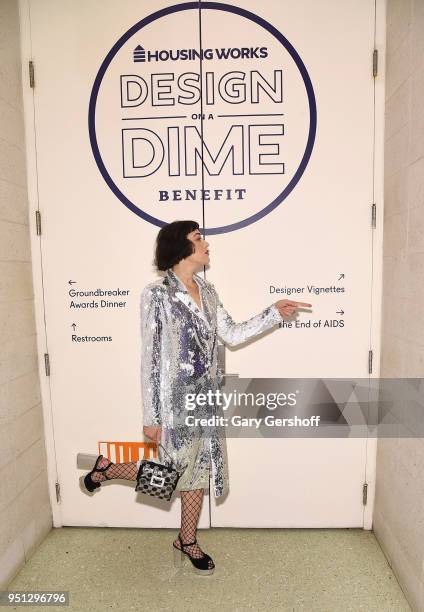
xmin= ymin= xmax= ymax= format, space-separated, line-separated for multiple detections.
xmin=7 ymin=527 xmax=410 ymax=611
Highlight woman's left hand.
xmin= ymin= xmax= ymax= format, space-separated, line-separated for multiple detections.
xmin=275 ymin=299 xmax=312 ymax=319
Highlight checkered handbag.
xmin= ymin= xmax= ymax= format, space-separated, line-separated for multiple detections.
xmin=135 ymin=434 xmax=186 ymax=501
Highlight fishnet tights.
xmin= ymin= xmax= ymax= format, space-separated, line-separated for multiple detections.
xmin=173 ymin=489 xmax=214 ymax=569
xmin=91 ymin=456 xmax=138 ymax=481
xmin=90 ymin=458 xmax=213 ymax=568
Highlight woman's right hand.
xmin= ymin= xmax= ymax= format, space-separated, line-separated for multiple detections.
xmin=143 ymin=425 xmax=162 ymax=443
xmin=275 ymin=299 xmax=312 ymax=318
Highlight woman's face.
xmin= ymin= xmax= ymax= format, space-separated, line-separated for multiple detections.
xmin=186 ymin=228 xmax=210 ymax=267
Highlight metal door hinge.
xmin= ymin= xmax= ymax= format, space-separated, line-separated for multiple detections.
xmin=371 ymin=203 xmax=376 ymax=228
xmin=35 ymin=210 xmax=41 ymax=235
xmin=55 ymin=482 xmax=61 ymax=503
xmin=29 ymin=60 xmax=35 ymax=88
xmin=363 ymin=482 xmax=368 ymax=505
xmin=44 ymin=353 xmax=51 ymax=376
xmin=368 ymin=350 xmax=373 ymax=374
xmin=373 ymin=49 xmax=378 ymax=77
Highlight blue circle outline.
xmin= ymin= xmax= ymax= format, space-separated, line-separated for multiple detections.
xmin=88 ymin=1 xmax=317 ymax=234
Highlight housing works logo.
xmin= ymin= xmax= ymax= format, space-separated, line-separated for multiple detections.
xmin=133 ymin=45 xmax=146 ymax=62
xmin=133 ymin=44 xmax=269 ymax=62
xmin=89 ymin=2 xmax=317 ymax=234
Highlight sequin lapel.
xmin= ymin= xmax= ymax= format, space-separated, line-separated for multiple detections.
xmin=163 ymin=268 xmax=211 ymax=330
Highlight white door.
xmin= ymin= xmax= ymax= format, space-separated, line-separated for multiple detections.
xmin=22 ymin=0 xmax=208 ymax=528
xmin=21 ymin=0 xmax=382 ymax=528
xmin=201 ymin=0 xmax=379 ymax=527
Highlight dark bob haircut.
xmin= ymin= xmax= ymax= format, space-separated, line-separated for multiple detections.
xmin=154 ymin=220 xmax=200 ymax=271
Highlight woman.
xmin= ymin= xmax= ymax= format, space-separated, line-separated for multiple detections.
xmin=81 ymin=220 xmax=311 ymax=575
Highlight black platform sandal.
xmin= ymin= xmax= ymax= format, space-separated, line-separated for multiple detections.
xmin=79 ymin=455 xmax=113 ymax=494
xmin=172 ymin=533 xmax=215 ymax=575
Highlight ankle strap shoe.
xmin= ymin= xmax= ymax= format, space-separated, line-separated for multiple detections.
xmin=172 ymin=533 xmax=215 ymax=575
xmin=79 ymin=455 xmax=113 ymax=495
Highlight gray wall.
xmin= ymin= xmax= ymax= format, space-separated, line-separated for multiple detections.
xmin=373 ymin=1 xmax=424 ymax=611
xmin=0 ymin=0 xmax=52 ymax=588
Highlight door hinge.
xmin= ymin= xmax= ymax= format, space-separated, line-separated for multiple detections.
xmin=363 ymin=482 xmax=368 ymax=505
xmin=55 ymin=482 xmax=61 ymax=503
xmin=371 ymin=203 xmax=376 ymax=228
xmin=44 ymin=353 xmax=51 ymax=376
xmin=372 ymin=49 xmax=378 ymax=77
xmin=29 ymin=60 xmax=35 ymax=88
xmin=35 ymin=210 xmax=41 ymax=235
xmin=368 ymin=349 xmax=373 ymax=374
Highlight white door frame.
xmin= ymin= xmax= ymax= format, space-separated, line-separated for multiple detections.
xmin=18 ymin=0 xmax=387 ymax=530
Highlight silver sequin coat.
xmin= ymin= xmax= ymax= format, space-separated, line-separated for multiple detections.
xmin=140 ymin=268 xmax=283 ymax=498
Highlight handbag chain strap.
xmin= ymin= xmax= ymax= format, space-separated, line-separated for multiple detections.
xmin=143 ymin=432 xmax=185 ymax=475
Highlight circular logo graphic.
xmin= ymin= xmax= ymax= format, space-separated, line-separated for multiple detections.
xmin=89 ymin=2 xmax=317 ymax=234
